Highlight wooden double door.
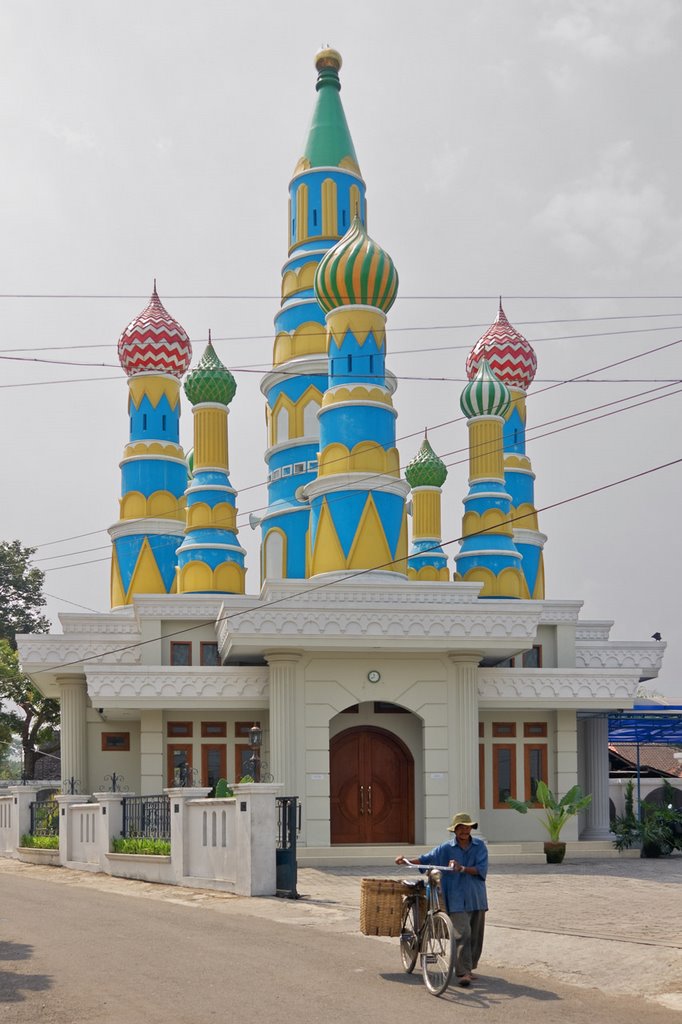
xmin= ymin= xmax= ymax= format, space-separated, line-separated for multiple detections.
xmin=330 ymin=727 xmax=414 ymax=844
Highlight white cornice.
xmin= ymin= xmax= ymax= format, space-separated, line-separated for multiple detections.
xmin=303 ymin=473 xmax=410 ymax=502
xmin=217 ymin=580 xmax=542 ymax=655
xmin=575 ymin=620 xmax=614 ymax=641
xmin=260 ymin=359 xmax=328 ymax=396
xmin=478 ymin=668 xmax=641 ymax=706
xmin=537 ymin=601 xmax=584 ymax=624
xmin=575 ymin=641 xmax=666 ymax=677
xmin=85 ymin=665 xmax=269 ymax=704
xmin=108 ymin=518 xmax=185 ymax=539
xmin=513 ymin=529 xmax=548 ymax=548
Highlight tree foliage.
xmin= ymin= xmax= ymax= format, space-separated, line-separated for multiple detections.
xmin=0 ymin=540 xmax=57 ymax=776
xmin=0 ymin=540 xmax=50 ymax=648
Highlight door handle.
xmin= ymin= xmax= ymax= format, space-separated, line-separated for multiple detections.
xmin=367 ymin=785 xmax=372 ymax=815
xmin=360 ymin=784 xmax=364 ymax=815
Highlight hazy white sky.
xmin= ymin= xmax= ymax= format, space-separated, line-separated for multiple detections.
xmin=2 ymin=1 xmax=681 ymax=700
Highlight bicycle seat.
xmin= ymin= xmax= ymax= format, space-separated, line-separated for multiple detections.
xmin=401 ymin=878 xmax=426 ymax=889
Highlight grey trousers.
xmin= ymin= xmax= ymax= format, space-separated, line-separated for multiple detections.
xmin=449 ymin=910 xmax=486 ymax=976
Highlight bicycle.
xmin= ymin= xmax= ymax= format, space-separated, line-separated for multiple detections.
xmin=396 ymin=859 xmax=456 ymax=996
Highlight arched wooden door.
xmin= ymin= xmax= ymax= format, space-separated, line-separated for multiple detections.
xmin=330 ymin=727 xmax=414 ymax=844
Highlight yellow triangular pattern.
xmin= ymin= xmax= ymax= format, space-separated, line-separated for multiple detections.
xmin=128 ymin=375 xmax=180 ymax=411
xmin=532 ymin=552 xmax=546 ymax=600
xmin=392 ymin=510 xmax=409 ymax=574
xmin=310 ymin=499 xmax=347 ymax=575
xmin=125 ymin=537 xmax=168 ymax=601
xmin=347 ymin=495 xmax=393 ymax=571
xmin=327 ymin=309 xmax=386 ymax=350
xmin=110 ymin=548 xmax=126 ymax=608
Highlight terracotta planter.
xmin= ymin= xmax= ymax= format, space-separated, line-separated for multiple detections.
xmin=543 ymin=841 xmax=566 ymax=864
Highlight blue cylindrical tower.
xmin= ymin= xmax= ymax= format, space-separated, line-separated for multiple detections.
xmin=306 ymin=216 xmax=408 ymax=577
xmin=259 ymin=48 xmax=369 ymax=583
xmin=177 ymin=336 xmax=246 ymax=594
xmin=109 ymin=286 xmax=192 ymax=607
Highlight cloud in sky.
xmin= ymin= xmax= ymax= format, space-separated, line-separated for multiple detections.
xmin=540 ymin=0 xmax=679 ymax=60
xmin=533 ymin=140 xmax=678 ymax=267
xmin=43 ymin=122 xmax=97 ymax=151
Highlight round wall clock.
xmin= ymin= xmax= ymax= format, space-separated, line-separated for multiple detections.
xmin=367 ymin=670 xmax=381 ymax=683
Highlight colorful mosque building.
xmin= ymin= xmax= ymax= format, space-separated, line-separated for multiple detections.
xmin=18 ymin=49 xmax=664 ymax=855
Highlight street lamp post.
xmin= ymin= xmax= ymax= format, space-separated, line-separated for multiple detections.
xmin=248 ymin=723 xmax=262 ymax=783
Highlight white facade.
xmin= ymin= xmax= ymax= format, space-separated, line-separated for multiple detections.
xmin=17 ymin=577 xmax=665 ymax=849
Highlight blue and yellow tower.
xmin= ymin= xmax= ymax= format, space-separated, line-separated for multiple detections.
xmin=307 ymin=216 xmax=408 ymax=576
xmin=176 ymin=335 xmax=246 ymax=594
xmin=454 ymin=360 xmax=528 ymax=598
xmin=466 ymin=304 xmax=546 ymax=598
xmin=259 ymin=48 xmax=368 ymax=582
xmin=110 ymin=286 xmax=192 ymax=607
xmin=406 ymin=437 xmax=449 ymax=581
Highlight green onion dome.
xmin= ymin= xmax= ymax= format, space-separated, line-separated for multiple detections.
xmin=314 ymin=216 xmax=398 ymax=315
xmin=405 ymin=438 xmax=448 ymax=488
xmin=460 ymin=359 xmax=511 ymax=419
xmin=184 ymin=336 xmax=237 ymax=407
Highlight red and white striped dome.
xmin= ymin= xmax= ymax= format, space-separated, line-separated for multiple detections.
xmin=466 ymin=302 xmax=537 ymax=392
xmin=117 ymin=285 xmax=192 ymax=378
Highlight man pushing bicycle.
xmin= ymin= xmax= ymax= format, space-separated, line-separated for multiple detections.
xmin=396 ymin=811 xmax=488 ymax=987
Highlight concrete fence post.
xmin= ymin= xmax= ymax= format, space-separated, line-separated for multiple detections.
xmin=164 ymin=787 xmax=211 ymax=883
xmin=9 ymin=786 xmax=42 ymax=853
xmin=56 ymin=794 xmax=88 ymax=865
xmin=92 ymin=792 xmax=128 ymax=870
xmin=232 ymin=783 xmax=283 ymax=896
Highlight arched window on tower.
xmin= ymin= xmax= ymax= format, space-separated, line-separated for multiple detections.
xmin=275 ymin=405 xmax=290 ymax=444
xmin=302 ymin=396 xmax=320 ymax=437
xmin=322 ymin=178 xmax=338 ymax=236
xmin=264 ymin=530 xmax=285 ymax=581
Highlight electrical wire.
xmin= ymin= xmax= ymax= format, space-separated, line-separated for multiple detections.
xmin=27 ymin=454 xmax=682 ymax=679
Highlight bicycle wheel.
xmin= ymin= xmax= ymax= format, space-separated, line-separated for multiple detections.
xmin=421 ymin=911 xmax=455 ymax=996
xmin=399 ymin=898 xmax=419 ymax=973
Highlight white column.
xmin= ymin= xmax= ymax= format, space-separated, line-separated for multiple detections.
xmin=580 ymin=715 xmax=612 ymax=839
xmin=446 ymin=654 xmax=481 ymax=821
xmin=58 ymin=676 xmax=88 ymax=792
xmin=140 ymin=710 xmax=164 ymax=794
xmin=165 ymin=786 xmax=211 ymax=882
xmin=266 ymin=652 xmax=302 ymax=795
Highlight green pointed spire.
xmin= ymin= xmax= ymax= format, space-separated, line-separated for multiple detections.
xmin=405 ymin=437 xmax=448 ymax=489
xmin=294 ymin=49 xmax=361 ymax=175
xmin=184 ymin=334 xmax=237 ymax=407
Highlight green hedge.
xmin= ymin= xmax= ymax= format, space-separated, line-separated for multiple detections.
xmin=20 ymin=834 xmax=59 ymax=850
xmin=111 ymin=837 xmax=171 ymax=856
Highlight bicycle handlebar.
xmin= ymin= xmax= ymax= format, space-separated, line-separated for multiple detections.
xmin=397 ymin=859 xmax=456 ymax=871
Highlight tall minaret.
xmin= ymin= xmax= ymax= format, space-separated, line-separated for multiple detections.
xmin=176 ymin=336 xmax=246 ymax=594
xmin=110 ymin=285 xmax=192 ymax=607
xmin=466 ymin=303 xmax=546 ymax=598
xmin=405 ymin=437 xmax=449 ymax=581
xmin=259 ymin=48 xmax=368 ymax=583
xmin=306 ymin=216 xmax=408 ymax=577
xmin=454 ymin=360 xmax=528 ymax=598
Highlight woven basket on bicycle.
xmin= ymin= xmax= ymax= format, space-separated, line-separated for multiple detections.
xmin=360 ymin=878 xmax=428 ymax=937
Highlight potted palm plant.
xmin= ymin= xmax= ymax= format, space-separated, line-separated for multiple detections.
xmin=507 ymin=781 xmax=592 ymax=863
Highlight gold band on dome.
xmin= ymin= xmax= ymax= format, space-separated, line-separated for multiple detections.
xmin=315 ymin=47 xmax=342 ymax=71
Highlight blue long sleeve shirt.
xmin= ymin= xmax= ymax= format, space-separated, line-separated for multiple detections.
xmin=418 ymin=836 xmax=488 ymax=913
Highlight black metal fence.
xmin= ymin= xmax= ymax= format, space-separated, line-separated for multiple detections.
xmin=121 ymin=795 xmax=171 ymax=840
xmin=30 ymin=798 xmax=59 ymax=837
xmin=276 ymin=796 xmax=300 ymax=898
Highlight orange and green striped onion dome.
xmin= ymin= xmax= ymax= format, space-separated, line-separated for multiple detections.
xmin=184 ymin=338 xmax=237 ymax=407
xmin=460 ymin=359 xmax=511 ymax=419
xmin=405 ymin=438 xmax=448 ymax=489
xmin=314 ymin=216 xmax=398 ymax=315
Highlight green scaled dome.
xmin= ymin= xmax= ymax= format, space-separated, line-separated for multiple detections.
xmin=405 ymin=438 xmax=448 ymax=488
xmin=460 ymin=359 xmax=511 ymax=419
xmin=184 ymin=337 xmax=237 ymax=407
xmin=314 ymin=216 xmax=398 ymax=315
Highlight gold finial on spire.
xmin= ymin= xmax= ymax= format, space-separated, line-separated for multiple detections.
xmin=315 ymin=46 xmax=342 ymax=73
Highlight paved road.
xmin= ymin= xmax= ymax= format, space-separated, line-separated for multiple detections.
xmin=0 ymin=856 xmax=680 ymax=1022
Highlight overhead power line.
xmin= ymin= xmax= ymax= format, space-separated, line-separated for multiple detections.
xmin=28 ymin=454 xmax=682 ymax=678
